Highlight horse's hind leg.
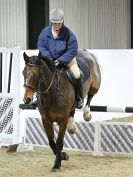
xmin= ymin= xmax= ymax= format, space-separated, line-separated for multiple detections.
xmin=83 ymin=93 xmax=94 ymax=121
xmin=67 ymin=110 xmax=76 ymax=134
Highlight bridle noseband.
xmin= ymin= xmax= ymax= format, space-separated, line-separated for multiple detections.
xmin=23 ymin=83 xmax=37 ymax=91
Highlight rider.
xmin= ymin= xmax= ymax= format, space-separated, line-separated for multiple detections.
xmin=37 ymin=8 xmax=84 ymax=109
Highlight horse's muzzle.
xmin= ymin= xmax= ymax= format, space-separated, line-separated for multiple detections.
xmin=23 ymin=87 xmax=34 ymax=104
xmin=23 ymin=97 xmax=31 ymax=104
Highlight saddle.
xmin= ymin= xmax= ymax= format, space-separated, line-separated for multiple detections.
xmin=58 ymin=58 xmax=90 ymax=86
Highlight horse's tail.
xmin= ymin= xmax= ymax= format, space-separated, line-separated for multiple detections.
xmin=95 ymin=57 xmax=103 ymax=73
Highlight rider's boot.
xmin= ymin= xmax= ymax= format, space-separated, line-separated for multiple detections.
xmin=76 ymin=76 xmax=84 ymax=109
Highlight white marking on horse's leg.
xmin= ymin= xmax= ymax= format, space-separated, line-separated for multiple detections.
xmin=83 ymin=105 xmax=92 ymax=121
xmin=67 ymin=116 xmax=76 ymax=134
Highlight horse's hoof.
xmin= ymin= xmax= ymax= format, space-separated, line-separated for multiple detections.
xmin=83 ymin=113 xmax=92 ymax=121
xmin=64 ymin=153 xmax=69 ymax=160
xmin=67 ymin=119 xmax=76 ymax=134
xmin=67 ymin=128 xmax=76 ymax=134
xmin=52 ymin=167 xmax=61 ymax=172
xmin=83 ymin=106 xmax=92 ymax=121
xmin=61 ymin=152 xmax=69 ymax=161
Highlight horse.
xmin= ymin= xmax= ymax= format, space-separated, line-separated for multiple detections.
xmin=22 ymin=49 xmax=101 ymax=171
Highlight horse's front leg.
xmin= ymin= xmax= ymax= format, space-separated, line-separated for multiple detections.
xmin=52 ymin=118 xmax=69 ymax=172
xmin=42 ymin=119 xmax=56 ymax=155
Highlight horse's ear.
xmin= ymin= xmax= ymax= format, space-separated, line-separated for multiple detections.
xmin=23 ymin=52 xmax=29 ymax=64
xmin=38 ymin=52 xmax=42 ymax=60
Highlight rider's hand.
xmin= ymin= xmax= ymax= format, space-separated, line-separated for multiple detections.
xmin=54 ymin=60 xmax=60 ymax=66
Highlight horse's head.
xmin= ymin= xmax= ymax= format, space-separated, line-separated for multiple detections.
xmin=23 ymin=52 xmax=41 ymax=104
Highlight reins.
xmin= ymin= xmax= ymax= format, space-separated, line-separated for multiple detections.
xmin=44 ymin=70 xmax=56 ymax=93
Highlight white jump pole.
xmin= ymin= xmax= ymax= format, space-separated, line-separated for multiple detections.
xmin=90 ymin=105 xmax=133 ymax=113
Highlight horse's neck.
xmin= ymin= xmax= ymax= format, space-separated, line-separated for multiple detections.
xmin=41 ymin=59 xmax=49 ymax=70
xmin=41 ymin=62 xmax=55 ymax=86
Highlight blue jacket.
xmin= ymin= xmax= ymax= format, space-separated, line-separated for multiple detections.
xmin=37 ymin=25 xmax=78 ymax=63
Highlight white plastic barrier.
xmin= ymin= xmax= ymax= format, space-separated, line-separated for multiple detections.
xmin=19 ymin=112 xmax=133 ymax=156
xmin=0 ymin=47 xmax=22 ymax=145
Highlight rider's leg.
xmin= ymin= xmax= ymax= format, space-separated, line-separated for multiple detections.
xmin=67 ymin=58 xmax=84 ymax=109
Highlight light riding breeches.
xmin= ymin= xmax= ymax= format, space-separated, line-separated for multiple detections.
xmin=67 ymin=57 xmax=80 ymax=79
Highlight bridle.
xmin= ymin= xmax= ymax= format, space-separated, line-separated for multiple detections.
xmin=24 ymin=62 xmax=56 ymax=94
xmin=23 ymin=63 xmax=41 ymax=92
xmin=24 ymin=83 xmax=37 ymax=92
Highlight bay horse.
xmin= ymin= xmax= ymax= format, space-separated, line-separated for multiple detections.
xmin=22 ymin=49 xmax=101 ymax=171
